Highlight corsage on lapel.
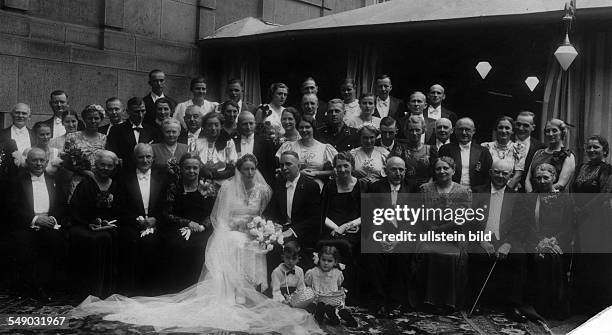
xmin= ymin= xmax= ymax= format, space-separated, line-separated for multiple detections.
xmin=475 ymin=161 xmax=482 ymax=172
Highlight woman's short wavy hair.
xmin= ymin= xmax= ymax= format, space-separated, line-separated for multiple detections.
xmin=535 ymin=163 xmax=557 ymax=179
xmin=358 ymin=124 xmax=379 ymax=138
xmin=587 ymin=134 xmax=609 ymax=158
xmin=333 ymin=151 xmax=355 ymax=169
xmin=95 ymin=150 xmax=119 ymax=166
xmin=81 ymin=104 xmax=105 ymax=121
xmin=268 ymin=83 xmax=288 ymax=100
xmin=435 ymin=156 xmax=456 ymax=171
xmin=545 ymin=118 xmax=569 ymax=140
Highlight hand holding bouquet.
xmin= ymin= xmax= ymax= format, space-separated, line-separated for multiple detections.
xmin=245 ymin=216 xmax=284 ymax=253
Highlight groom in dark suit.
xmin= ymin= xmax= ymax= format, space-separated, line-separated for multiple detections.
xmin=117 ymin=143 xmax=165 ymax=295
xmin=438 ymin=117 xmax=493 ymax=191
xmin=10 ymin=148 xmax=66 ymax=301
xmin=266 ymin=151 xmax=321 ymax=250
xmin=143 ymin=69 xmax=177 ymax=126
xmin=106 ymin=97 xmax=157 ymax=171
xmin=373 ymin=75 xmax=407 ymax=120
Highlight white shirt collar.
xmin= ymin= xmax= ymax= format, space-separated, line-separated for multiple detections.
xmin=516 ymin=136 xmax=531 ymax=145
xmin=286 ymin=173 xmax=301 ymax=187
xmin=150 ymin=92 xmax=164 ymax=102
xmin=459 ymin=141 xmax=471 ymax=150
xmin=377 ymin=96 xmax=390 ymax=105
xmin=136 ymin=169 xmax=151 ymax=180
xmin=389 ymin=182 xmax=401 ymax=192
xmin=30 ymin=172 xmax=45 ymax=182
xmin=241 ymin=133 xmax=255 ymax=142
xmin=11 ymin=125 xmax=27 ymax=133
xmin=491 ymin=183 xmax=506 ymax=195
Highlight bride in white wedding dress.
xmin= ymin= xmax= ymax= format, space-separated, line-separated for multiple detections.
xmin=70 ymin=154 xmax=322 ymax=334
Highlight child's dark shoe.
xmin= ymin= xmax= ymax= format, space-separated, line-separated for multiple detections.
xmin=326 ymin=305 xmax=341 ymax=326
xmin=338 ymin=308 xmax=358 ymax=327
xmin=314 ymin=302 xmax=326 ymax=323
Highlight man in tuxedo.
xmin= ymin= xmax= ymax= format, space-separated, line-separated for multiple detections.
xmin=232 ymin=111 xmax=276 ymax=184
xmin=362 ymin=157 xmax=416 ymax=316
xmin=514 ymin=111 xmax=545 ymax=192
xmin=143 ymin=69 xmax=177 ymax=126
xmin=469 ymin=160 xmax=527 ymax=322
xmin=0 ymin=103 xmax=34 ymax=155
xmin=10 ymin=148 xmax=66 ymax=301
xmin=266 ymin=151 xmax=321 ymax=257
xmin=427 ymin=84 xmax=458 ymax=125
xmin=426 ymin=117 xmax=454 ymax=149
xmin=438 ymin=117 xmax=492 ymax=190
xmin=300 ymin=77 xmax=327 ymax=120
xmin=316 ymin=99 xmax=360 ymax=152
xmin=374 ymin=75 xmax=407 ymax=120
xmin=227 ymin=78 xmax=255 ymax=113
xmin=117 ymin=143 xmax=165 ymax=295
xmin=178 ymin=105 xmax=204 ymax=151
xmin=99 ymin=97 xmax=124 ymax=136
xmin=106 ymin=97 xmax=157 ymax=170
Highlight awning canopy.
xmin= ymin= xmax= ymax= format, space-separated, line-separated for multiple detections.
xmin=201 ymin=0 xmax=612 ymax=43
xmin=204 ymin=17 xmax=278 ymax=40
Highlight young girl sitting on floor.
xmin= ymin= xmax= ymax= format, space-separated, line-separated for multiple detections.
xmin=305 ymin=245 xmax=358 ymax=327
xmin=271 ymin=241 xmax=305 ymax=303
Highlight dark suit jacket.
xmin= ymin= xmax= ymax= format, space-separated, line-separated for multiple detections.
xmin=99 ymin=122 xmax=124 ymax=136
xmin=117 ymin=169 xmax=166 ymax=230
xmin=40 ymin=116 xmax=85 ymax=138
xmin=265 ymin=175 xmax=321 ymax=248
xmin=143 ymin=93 xmax=177 ymax=126
xmin=364 ymin=178 xmax=417 ymax=252
xmin=518 ymin=137 xmax=545 ymax=192
xmin=106 ymin=121 xmax=157 ymax=169
xmin=374 ymin=96 xmax=408 ymax=120
xmin=438 ymin=142 xmax=493 ymax=190
xmin=0 ymin=126 xmax=35 ymax=148
xmin=232 ymin=133 xmax=277 ymax=184
xmin=471 ymin=184 xmax=521 ymax=247
xmin=11 ymin=171 xmax=65 ymax=231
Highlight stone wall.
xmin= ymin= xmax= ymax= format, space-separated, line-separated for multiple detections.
xmin=0 ymin=0 xmax=368 ymax=126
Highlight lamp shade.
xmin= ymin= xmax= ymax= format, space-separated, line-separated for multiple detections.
xmin=554 ymin=34 xmax=578 ymax=71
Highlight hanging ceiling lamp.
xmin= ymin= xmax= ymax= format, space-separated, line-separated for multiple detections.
xmin=554 ymin=1 xmax=578 ymax=71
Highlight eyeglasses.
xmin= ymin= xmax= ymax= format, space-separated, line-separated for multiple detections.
xmin=491 ymin=169 xmax=511 ymax=176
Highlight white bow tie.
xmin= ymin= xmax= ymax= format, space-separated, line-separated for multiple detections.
xmin=31 ymin=175 xmax=43 ymax=182
xmin=137 ymin=172 xmax=150 ymax=181
xmin=285 ymin=181 xmax=296 ymax=189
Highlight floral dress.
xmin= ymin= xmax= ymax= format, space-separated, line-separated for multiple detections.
xmin=481 ymin=141 xmax=525 ymax=172
xmin=63 ymin=131 xmax=106 ymax=200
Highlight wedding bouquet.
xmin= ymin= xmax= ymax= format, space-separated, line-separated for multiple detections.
xmin=60 ymin=139 xmax=91 ymax=173
xmin=245 ymin=216 xmax=284 ymax=252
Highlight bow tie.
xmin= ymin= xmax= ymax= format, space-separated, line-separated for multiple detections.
xmin=285 ymin=269 xmax=295 ymax=275
xmin=137 ymin=172 xmax=150 ymax=181
xmin=15 ymin=127 xmax=27 ymax=134
xmin=31 ymin=175 xmax=43 ymax=182
xmin=285 ymin=181 xmax=295 ymax=189
xmin=132 ymin=125 xmax=143 ymax=130
xmin=379 ymin=100 xmax=389 ymax=106
xmin=391 ymin=188 xmax=399 ymax=193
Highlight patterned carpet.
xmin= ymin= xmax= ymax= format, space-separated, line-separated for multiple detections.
xmin=0 ymin=290 xmax=567 ymax=335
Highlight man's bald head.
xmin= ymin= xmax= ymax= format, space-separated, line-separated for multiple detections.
xmin=11 ymin=103 xmax=31 ymax=128
xmin=455 ymin=117 xmax=475 ymax=145
xmin=385 ymin=156 xmax=406 ymax=186
xmin=435 ymin=117 xmax=453 ymax=143
xmin=238 ymin=111 xmax=256 ymax=136
xmin=490 ymin=159 xmax=514 ymax=189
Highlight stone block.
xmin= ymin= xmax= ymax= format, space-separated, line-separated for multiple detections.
xmin=124 ymin=0 xmax=162 ymax=39
xmin=0 ymin=33 xmax=22 ymax=55
xmin=19 ymin=58 xmax=118 ymax=116
xmin=29 ymin=19 xmax=65 ymax=42
xmin=136 ymin=56 xmax=191 ymax=76
xmin=161 ymin=0 xmax=197 ymax=44
xmin=2 ymin=0 xmax=30 ymax=11
xmin=103 ymin=29 xmax=135 ymax=53
xmin=198 ymin=8 xmax=215 ymax=39
xmin=118 ymin=70 xmax=149 ymax=102
xmin=135 ymin=37 xmax=192 ymax=63
xmin=198 ymin=0 xmax=215 ymax=10
xmin=104 ymin=0 xmax=124 ymax=29
xmin=0 ymin=12 xmax=29 ymax=36
xmin=28 ymin=0 xmax=103 ymax=27
xmin=66 ymin=25 xmax=102 ymax=48
xmin=71 ymin=47 xmax=136 ymax=70
xmin=0 ymin=55 xmax=19 ymax=113
xmin=22 ymin=38 xmax=71 ymax=62
xmin=164 ymin=74 xmax=191 ymax=102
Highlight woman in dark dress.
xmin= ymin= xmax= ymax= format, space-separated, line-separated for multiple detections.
xmin=417 ymin=156 xmax=471 ymax=312
xmin=321 ymin=152 xmax=364 ymax=304
xmin=572 ymin=135 xmax=612 ymax=311
xmin=516 ymin=163 xmax=575 ymax=319
xmin=162 ymin=152 xmax=215 ymax=292
xmin=391 ymin=115 xmax=437 ymax=187
xmin=69 ymin=150 xmax=120 ymax=298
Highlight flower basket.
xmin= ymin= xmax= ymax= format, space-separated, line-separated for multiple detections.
xmin=289 ymin=287 xmax=316 ymax=308
xmin=317 ymin=289 xmax=346 ymax=307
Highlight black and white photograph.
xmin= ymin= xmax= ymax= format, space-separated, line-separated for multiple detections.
xmin=1 ymin=0 xmax=612 ymax=334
